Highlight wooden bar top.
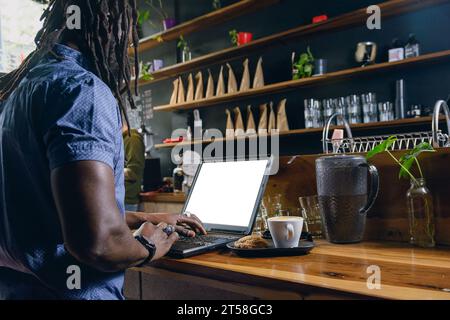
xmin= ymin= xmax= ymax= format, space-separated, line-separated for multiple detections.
xmin=138 ymin=240 xmax=450 ymax=300
xmin=140 ymin=192 xmax=186 ymax=203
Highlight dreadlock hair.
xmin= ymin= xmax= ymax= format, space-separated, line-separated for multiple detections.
xmin=0 ymin=0 xmax=140 ymax=128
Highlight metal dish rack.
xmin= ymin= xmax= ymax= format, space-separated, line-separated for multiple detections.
xmin=322 ymin=100 xmax=450 ymax=154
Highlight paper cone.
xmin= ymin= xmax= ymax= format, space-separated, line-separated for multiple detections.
xmin=240 ymin=58 xmax=251 ymax=92
xmin=233 ymin=107 xmax=245 ymax=137
xmin=186 ymin=74 xmax=194 ymax=102
xmin=227 ymin=63 xmax=238 ymax=94
xmin=177 ymin=76 xmax=185 ymax=104
xmin=258 ymin=103 xmax=268 ymax=135
xmin=225 ymin=109 xmax=234 ymax=138
xmin=253 ymin=57 xmax=265 ymax=89
xmin=246 ymin=105 xmax=257 ymax=136
xmin=170 ymin=78 xmax=179 ymax=105
xmin=194 ymin=71 xmax=204 ymax=100
xmin=276 ymin=98 xmax=290 ymax=132
xmin=268 ymin=102 xmax=277 ymax=132
xmin=205 ymin=69 xmax=215 ymax=99
xmin=216 ymin=66 xmax=226 ymax=96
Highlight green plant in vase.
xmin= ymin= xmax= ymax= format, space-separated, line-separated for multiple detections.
xmin=178 ymin=35 xmax=191 ymax=62
xmin=366 ymin=136 xmax=436 ymax=247
xmin=139 ymin=62 xmax=154 ymax=81
xmin=292 ymin=47 xmax=315 ymax=80
xmin=229 ymin=29 xmax=238 ymax=46
xmin=137 ymin=9 xmax=150 ymax=38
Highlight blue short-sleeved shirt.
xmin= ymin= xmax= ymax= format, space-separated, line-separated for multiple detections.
xmin=0 ymin=44 xmax=126 ymax=300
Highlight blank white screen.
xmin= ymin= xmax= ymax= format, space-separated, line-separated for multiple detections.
xmin=184 ymin=160 xmax=268 ymax=228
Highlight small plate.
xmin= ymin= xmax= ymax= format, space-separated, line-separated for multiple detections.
xmin=227 ymin=240 xmax=314 ymax=258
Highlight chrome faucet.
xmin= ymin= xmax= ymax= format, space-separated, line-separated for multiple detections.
xmin=432 ymin=100 xmax=450 ymax=148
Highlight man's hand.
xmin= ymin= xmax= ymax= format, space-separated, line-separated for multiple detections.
xmin=126 ymin=212 xmax=207 ymax=237
xmin=147 ymin=213 xmax=207 ymax=237
xmin=135 ymin=222 xmax=179 ymax=261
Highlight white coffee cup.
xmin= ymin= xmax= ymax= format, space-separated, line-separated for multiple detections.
xmin=268 ymin=216 xmax=304 ymax=248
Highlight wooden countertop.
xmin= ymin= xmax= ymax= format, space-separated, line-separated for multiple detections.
xmin=140 ymin=192 xmax=186 ymax=203
xmin=138 ymin=240 xmax=450 ymax=300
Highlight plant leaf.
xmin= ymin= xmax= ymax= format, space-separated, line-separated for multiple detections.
xmin=399 ymin=156 xmax=415 ymax=179
xmin=366 ymin=136 xmax=397 ymax=160
xmin=404 ymin=142 xmax=435 ymax=160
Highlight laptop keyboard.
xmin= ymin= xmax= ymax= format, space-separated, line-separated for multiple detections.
xmin=173 ymin=234 xmax=239 ymax=250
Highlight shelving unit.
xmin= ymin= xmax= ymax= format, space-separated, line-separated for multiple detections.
xmin=153 ymin=50 xmax=450 ymax=112
xmin=132 ymin=0 xmax=279 ymax=54
xmin=137 ymin=0 xmax=449 ymax=86
xmin=154 ymin=116 xmax=438 ymax=149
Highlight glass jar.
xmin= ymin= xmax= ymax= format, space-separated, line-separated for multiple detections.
xmin=182 ymin=46 xmax=192 ymax=63
xmin=407 ymin=178 xmax=435 ymax=248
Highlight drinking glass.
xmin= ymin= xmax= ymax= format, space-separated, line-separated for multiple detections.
xmin=378 ymin=102 xmax=395 ymax=122
xmin=263 ymin=194 xmax=284 ymax=218
xmin=299 ymin=196 xmax=323 ymax=238
xmin=312 ymin=100 xmax=324 ymax=128
xmin=323 ymin=99 xmax=336 ymax=125
xmin=335 ymin=97 xmax=348 ymax=125
xmin=304 ymin=99 xmax=315 ymax=129
xmin=346 ymin=95 xmax=362 ymax=124
xmin=361 ymin=93 xmax=378 ymax=123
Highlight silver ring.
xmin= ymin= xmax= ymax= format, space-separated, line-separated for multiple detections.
xmin=162 ymin=225 xmax=175 ymax=236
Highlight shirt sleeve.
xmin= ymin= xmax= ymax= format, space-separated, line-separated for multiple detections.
xmin=124 ymin=133 xmax=145 ymax=183
xmin=42 ymin=75 xmax=121 ymax=171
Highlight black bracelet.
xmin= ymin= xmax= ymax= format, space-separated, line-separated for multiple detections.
xmin=135 ymin=235 xmax=156 ymax=267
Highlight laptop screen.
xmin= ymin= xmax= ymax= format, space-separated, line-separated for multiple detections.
xmin=183 ymin=159 xmax=269 ymax=232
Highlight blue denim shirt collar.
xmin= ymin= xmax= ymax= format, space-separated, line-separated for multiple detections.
xmin=53 ymin=43 xmax=92 ymax=71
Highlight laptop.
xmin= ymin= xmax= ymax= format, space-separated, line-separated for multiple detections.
xmin=168 ymin=158 xmax=271 ymax=258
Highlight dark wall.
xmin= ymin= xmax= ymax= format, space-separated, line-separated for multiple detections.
xmin=137 ymin=0 xmax=450 ymax=176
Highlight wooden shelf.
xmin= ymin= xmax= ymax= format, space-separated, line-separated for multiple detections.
xmin=133 ymin=0 xmax=279 ymax=54
xmin=137 ymin=0 xmax=449 ymax=86
xmin=154 ymin=116 xmax=438 ymax=149
xmin=153 ymin=50 xmax=450 ymax=112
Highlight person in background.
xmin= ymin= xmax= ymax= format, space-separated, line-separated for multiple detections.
xmin=123 ymin=120 xmax=145 ymax=212
xmin=0 ymin=0 xmax=206 ymax=300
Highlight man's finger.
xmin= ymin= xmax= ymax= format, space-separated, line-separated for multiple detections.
xmin=178 ymin=217 xmax=207 ymax=235
xmin=175 ymin=225 xmax=196 ymax=237
xmin=168 ymin=232 xmax=180 ymax=244
xmin=190 ymin=214 xmax=204 ymax=228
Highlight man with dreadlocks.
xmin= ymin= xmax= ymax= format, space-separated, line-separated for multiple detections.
xmin=0 ymin=0 xmax=205 ymax=300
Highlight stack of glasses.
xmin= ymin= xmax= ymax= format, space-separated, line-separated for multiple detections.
xmin=304 ymin=93 xmax=394 ymax=129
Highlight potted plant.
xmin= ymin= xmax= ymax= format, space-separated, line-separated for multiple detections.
xmin=150 ymin=0 xmax=176 ymax=30
xmin=178 ymin=35 xmax=191 ymax=62
xmin=229 ymin=29 xmax=253 ymax=46
xmin=137 ymin=9 xmax=150 ymax=39
xmin=139 ymin=61 xmax=154 ymax=81
xmin=292 ymin=47 xmax=315 ymax=80
xmin=367 ymin=137 xmax=436 ymax=248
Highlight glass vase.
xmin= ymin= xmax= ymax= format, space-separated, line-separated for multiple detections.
xmin=407 ymin=178 xmax=435 ymax=248
xmin=182 ymin=47 xmax=192 ymax=63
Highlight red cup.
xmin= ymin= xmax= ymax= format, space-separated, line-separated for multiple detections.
xmin=237 ymin=32 xmax=253 ymax=46
xmin=312 ymin=14 xmax=328 ymax=23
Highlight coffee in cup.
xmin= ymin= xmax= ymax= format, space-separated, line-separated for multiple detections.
xmin=268 ymin=216 xmax=304 ymax=248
